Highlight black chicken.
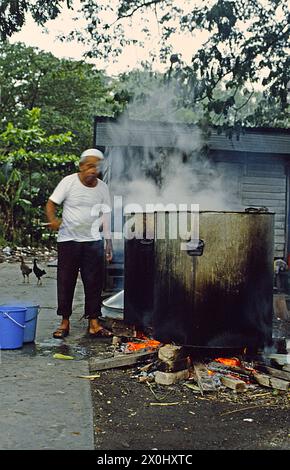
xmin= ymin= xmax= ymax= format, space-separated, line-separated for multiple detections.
xmin=33 ymin=259 xmax=46 ymax=285
xmin=20 ymin=256 xmax=32 ymax=283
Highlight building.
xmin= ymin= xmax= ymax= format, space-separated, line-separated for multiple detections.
xmin=94 ymin=117 xmax=290 ymax=271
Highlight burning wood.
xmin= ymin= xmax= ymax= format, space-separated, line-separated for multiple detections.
xmin=220 ymin=376 xmax=248 ymax=392
xmin=214 ymin=357 xmax=242 ymax=368
xmin=193 ymin=363 xmax=218 ymax=393
xmin=133 ymin=349 xmax=290 ymax=394
xmin=155 ymin=369 xmax=190 ymax=385
xmin=89 ymin=331 xmax=161 ymax=372
xmin=89 ymin=349 xmax=158 ymax=371
xmin=265 ymin=353 xmax=290 ymax=366
xmin=208 ymin=360 xmax=255 ymax=381
xmin=89 ymin=329 xmax=290 ymax=397
xmin=253 ymin=372 xmax=290 ymax=391
xmin=255 ymin=364 xmax=290 ymax=382
xmin=158 ymin=344 xmax=184 ymax=364
xmin=123 ymin=338 xmax=160 ymax=354
xmin=158 ymin=344 xmax=192 ymax=372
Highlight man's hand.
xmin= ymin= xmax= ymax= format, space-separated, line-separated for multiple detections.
xmin=105 ymin=239 xmax=113 ymax=263
xmin=49 ymin=218 xmax=62 ymax=231
xmin=46 ymin=200 xmax=61 ymax=231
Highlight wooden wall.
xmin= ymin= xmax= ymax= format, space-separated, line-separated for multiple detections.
xmin=213 ymin=151 xmax=288 ymax=258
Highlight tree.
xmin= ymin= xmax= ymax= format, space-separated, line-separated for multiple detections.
xmin=0 ymin=42 xmax=121 ymax=153
xmin=0 ymin=0 xmax=72 ymax=40
xmin=71 ymin=0 xmax=289 ymax=129
xmin=0 ymin=107 xmax=77 ymax=244
xmin=1 ymin=1 xmax=289 ymax=128
xmin=110 ymin=66 xmax=290 ymax=129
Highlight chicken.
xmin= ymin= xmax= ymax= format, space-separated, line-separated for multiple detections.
xmin=33 ymin=259 xmax=46 ymax=285
xmin=20 ymin=256 xmax=32 ymax=283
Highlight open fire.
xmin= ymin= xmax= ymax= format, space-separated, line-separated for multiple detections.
xmin=109 ymin=335 xmax=290 ymax=393
xmin=119 ymin=330 xmax=161 ymax=353
xmin=94 ymin=313 xmax=290 ymax=395
xmin=124 ymin=338 xmax=161 ymax=353
xmin=214 ymin=357 xmax=242 ymax=367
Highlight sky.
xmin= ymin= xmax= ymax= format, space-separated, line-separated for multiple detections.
xmin=9 ymin=0 xmax=286 ymax=79
xmin=10 ymin=1 xmax=209 ymax=75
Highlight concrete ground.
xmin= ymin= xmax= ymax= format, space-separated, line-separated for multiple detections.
xmin=0 ymin=260 xmax=95 ymax=450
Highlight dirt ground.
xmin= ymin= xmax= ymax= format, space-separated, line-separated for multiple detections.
xmin=87 ymin=341 xmax=290 ymax=451
xmin=86 ymin=306 xmax=290 ymax=452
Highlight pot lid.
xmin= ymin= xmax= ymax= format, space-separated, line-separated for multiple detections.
xmin=102 ymin=290 xmax=124 ymax=310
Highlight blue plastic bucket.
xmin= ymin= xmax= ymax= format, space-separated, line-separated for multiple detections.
xmin=22 ymin=304 xmax=39 ymax=343
xmin=9 ymin=303 xmax=40 ymax=343
xmin=0 ymin=306 xmax=26 ymax=349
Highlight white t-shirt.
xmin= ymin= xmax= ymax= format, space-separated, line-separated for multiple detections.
xmin=49 ymin=173 xmax=112 ymax=242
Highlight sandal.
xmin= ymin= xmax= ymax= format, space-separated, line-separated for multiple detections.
xmin=88 ymin=327 xmax=113 ymax=338
xmin=53 ymin=327 xmax=70 ymax=339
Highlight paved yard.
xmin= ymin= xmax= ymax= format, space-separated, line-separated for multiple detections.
xmin=0 ymin=261 xmax=94 ymax=450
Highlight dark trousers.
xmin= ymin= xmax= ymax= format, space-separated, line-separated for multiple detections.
xmin=57 ymin=240 xmax=104 ymax=319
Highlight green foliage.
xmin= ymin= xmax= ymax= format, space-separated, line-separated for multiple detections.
xmin=0 ymin=1 xmax=71 ymax=40
xmin=0 ymin=42 xmax=122 ymax=153
xmin=1 ymin=2 xmax=289 ymax=129
xmin=110 ymin=67 xmax=290 ymax=129
xmin=0 ymin=41 xmax=127 ymax=246
xmin=0 ymin=108 xmax=79 ymax=246
xmin=65 ymin=0 xmax=290 ymax=129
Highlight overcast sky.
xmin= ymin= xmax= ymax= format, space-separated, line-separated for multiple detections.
xmin=10 ymin=0 xmax=284 ymax=77
xmin=10 ymin=1 xmax=209 ymax=75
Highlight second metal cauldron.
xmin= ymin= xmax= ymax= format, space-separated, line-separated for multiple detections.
xmin=124 ymin=210 xmax=274 ymax=349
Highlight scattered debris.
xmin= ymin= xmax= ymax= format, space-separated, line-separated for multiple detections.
xmin=255 ymin=364 xmax=290 ymax=381
xmin=158 ymin=344 xmax=184 ymax=368
xmin=2 ymin=246 xmax=12 ymax=256
xmin=253 ymin=372 xmax=290 ymax=391
xmin=53 ymin=353 xmax=74 ymax=360
xmin=149 ymin=402 xmax=180 ymax=406
xmin=266 ymin=353 xmax=290 ymax=366
xmin=192 ymin=363 xmax=217 ymax=394
xmin=220 ymin=376 xmax=248 ymax=393
xmin=87 ymin=330 xmax=290 ymax=401
xmin=155 ymin=369 xmax=190 ymax=386
xmin=89 ymin=349 xmax=158 ymax=371
xmin=77 ymin=374 xmax=101 ymax=380
xmin=99 ymin=317 xmax=137 ymax=338
xmin=0 ymin=245 xmax=57 ymax=263
xmin=184 ymin=383 xmax=201 ymax=393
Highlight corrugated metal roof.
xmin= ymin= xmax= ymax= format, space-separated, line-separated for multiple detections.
xmin=94 ymin=120 xmax=201 ymax=149
xmin=94 ymin=118 xmax=290 ymax=154
xmin=209 ymin=130 xmax=290 ymax=154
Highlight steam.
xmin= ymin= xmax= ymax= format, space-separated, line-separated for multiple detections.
xmin=99 ymin=81 xmax=275 ymax=351
xmin=103 ymin=87 xmax=242 ymax=212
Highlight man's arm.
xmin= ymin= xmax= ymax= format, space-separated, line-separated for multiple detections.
xmin=102 ymin=211 xmax=113 ymax=262
xmin=45 ymin=199 xmax=62 ymax=231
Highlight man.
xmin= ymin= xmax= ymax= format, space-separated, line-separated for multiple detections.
xmin=46 ymin=148 xmax=113 ymax=338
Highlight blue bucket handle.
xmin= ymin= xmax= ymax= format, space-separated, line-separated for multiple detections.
xmin=3 ymin=312 xmax=26 ymax=329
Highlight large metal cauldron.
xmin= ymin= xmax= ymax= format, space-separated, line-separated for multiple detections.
xmin=124 ymin=210 xmax=274 ymax=349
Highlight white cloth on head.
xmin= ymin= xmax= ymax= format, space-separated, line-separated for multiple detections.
xmin=80 ymin=148 xmax=104 ymax=161
xmin=49 ymin=173 xmax=111 ymax=242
